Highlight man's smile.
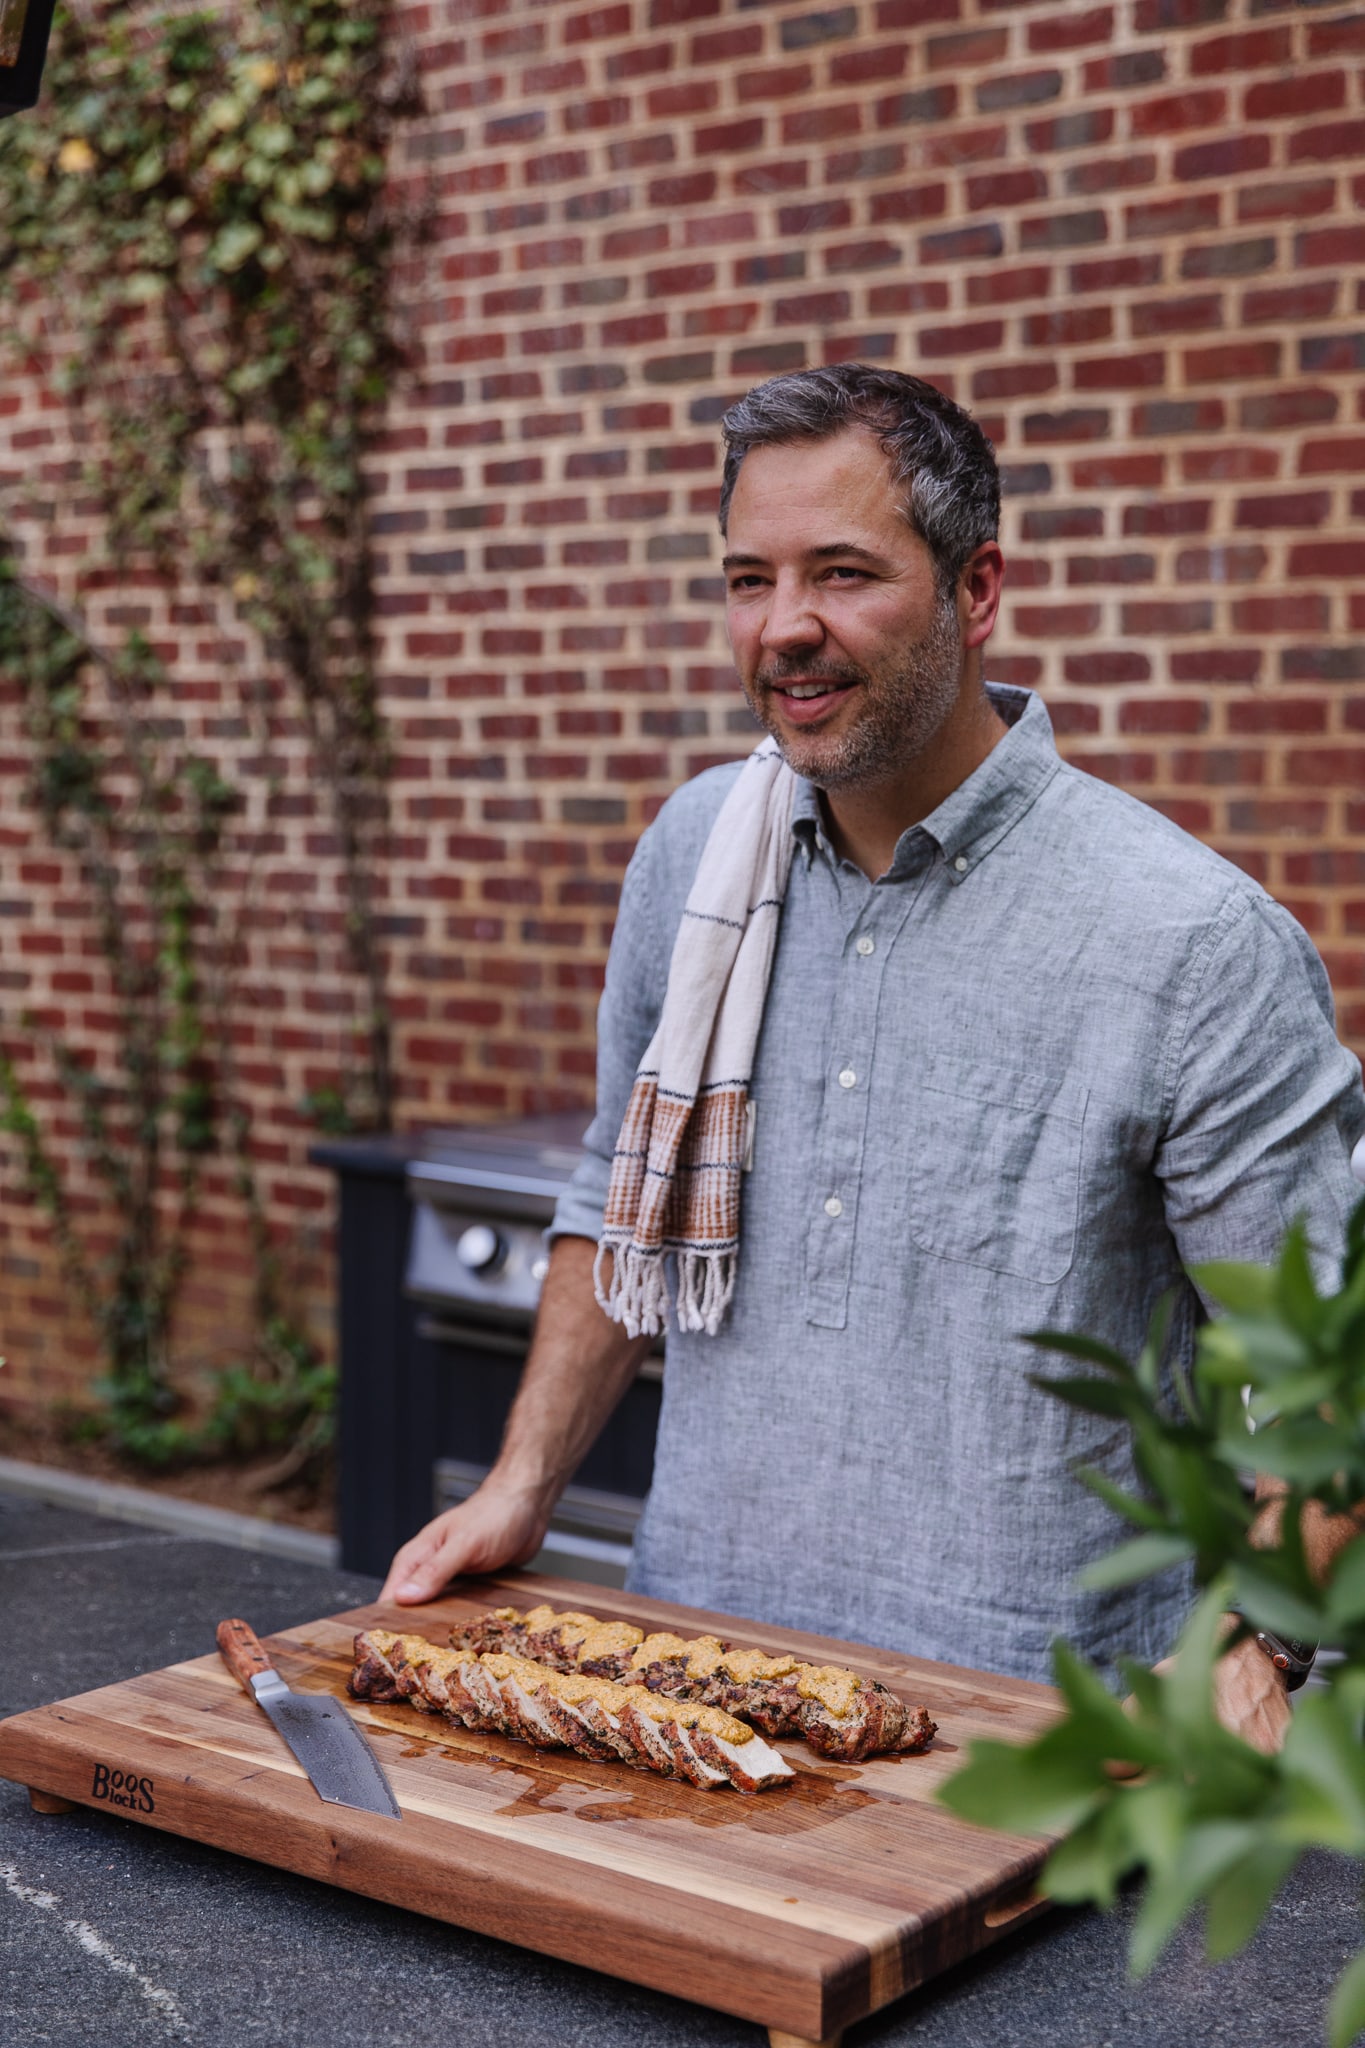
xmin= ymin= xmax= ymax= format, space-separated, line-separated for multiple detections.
xmin=760 ymin=670 xmax=863 ymax=723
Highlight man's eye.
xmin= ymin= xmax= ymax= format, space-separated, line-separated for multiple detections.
xmin=826 ymin=565 xmax=868 ymax=582
xmin=727 ymin=574 xmax=765 ymax=592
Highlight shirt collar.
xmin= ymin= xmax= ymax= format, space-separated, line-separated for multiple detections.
xmin=790 ymin=684 xmax=1062 ymax=881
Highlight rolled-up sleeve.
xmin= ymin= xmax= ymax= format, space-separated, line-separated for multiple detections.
xmin=549 ymin=822 xmax=669 ymax=1245
xmin=1156 ymin=889 xmax=1365 ymax=1290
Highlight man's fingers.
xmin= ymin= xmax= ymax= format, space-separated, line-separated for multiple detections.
xmin=379 ymin=1488 xmax=552 ymax=1604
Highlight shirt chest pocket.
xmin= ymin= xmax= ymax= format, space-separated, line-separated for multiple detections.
xmin=902 ymin=1057 xmax=1088 ymax=1284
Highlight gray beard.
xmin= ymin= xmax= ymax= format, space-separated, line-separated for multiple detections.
xmin=746 ymin=595 xmax=962 ymax=793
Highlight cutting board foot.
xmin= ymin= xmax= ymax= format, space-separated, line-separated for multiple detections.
xmin=27 ymin=1787 xmax=75 ymax=1815
xmin=768 ymin=2031 xmax=843 ymax=2047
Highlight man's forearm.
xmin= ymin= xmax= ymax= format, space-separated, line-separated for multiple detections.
xmin=380 ymin=1233 xmax=651 ymax=1601
xmin=493 ymin=1234 xmax=652 ymax=1508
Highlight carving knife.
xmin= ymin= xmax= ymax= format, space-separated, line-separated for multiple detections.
xmin=216 ymin=1618 xmax=401 ymax=1820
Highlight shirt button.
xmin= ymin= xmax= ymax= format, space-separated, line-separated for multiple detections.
xmin=838 ymin=1068 xmax=856 ymax=1090
xmin=823 ymin=1195 xmax=843 ymax=1218
xmin=953 ymin=855 xmax=968 ymax=873
xmin=855 ymin=935 xmax=875 ymax=956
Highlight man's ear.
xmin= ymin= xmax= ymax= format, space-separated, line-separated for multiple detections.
xmin=958 ymin=542 xmax=1005 ymax=652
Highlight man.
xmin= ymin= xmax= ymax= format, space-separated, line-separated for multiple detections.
xmin=384 ymin=365 xmax=1363 ymax=1747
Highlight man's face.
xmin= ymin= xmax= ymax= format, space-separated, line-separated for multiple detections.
xmin=722 ymin=429 xmax=964 ymax=791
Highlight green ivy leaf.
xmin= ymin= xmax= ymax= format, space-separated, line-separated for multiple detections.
xmin=208 ymin=220 xmax=264 ymax=273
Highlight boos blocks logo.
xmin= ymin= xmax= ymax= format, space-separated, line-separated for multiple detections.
xmin=90 ymin=1763 xmax=155 ymax=1812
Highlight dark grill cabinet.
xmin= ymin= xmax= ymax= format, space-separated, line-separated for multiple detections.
xmin=311 ymin=1123 xmax=661 ymax=1581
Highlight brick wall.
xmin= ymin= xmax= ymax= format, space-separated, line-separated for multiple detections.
xmin=3 ymin=0 xmax=1363 ymax=1409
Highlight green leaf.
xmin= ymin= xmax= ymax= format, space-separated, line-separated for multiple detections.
xmin=1080 ymin=1533 xmax=1195 ymax=1592
xmin=1328 ymin=1940 xmax=1365 ymax=2048
xmin=1281 ymin=1693 xmax=1365 ymax=1856
xmin=1203 ymin=1840 xmax=1300 ymax=1961
xmin=1072 ymin=1461 xmax=1171 ymax=1532
xmin=1191 ymin=1260 xmax=1277 ymax=1316
xmin=208 ymin=220 xmax=263 ymax=272
xmin=937 ymin=1734 xmax=1102 ymax=1837
xmin=1128 ymin=1821 xmax=1260 ymax=1977
xmin=1326 ymin=1536 xmax=1365 ymax=1630
xmin=1276 ymin=1219 xmax=1323 ymax=1338
xmin=1227 ymin=1557 xmax=1322 ymax=1641
xmin=1031 ymin=1374 xmax=1145 ymax=1423
xmin=1026 ymin=1329 xmax=1134 ymax=1376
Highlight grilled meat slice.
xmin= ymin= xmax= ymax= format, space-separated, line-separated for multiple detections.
xmin=348 ymin=1628 xmax=405 ymax=1702
xmin=444 ymin=1610 xmax=938 ymax=1760
xmin=350 ymin=1631 xmax=793 ymax=1791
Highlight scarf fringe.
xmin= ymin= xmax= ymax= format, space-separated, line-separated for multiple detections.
xmin=594 ymin=1241 xmax=738 ymax=1339
xmin=675 ymin=1247 xmax=737 ymax=1336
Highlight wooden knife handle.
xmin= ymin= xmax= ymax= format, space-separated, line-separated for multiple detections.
xmin=216 ymin=1618 xmax=275 ymax=1693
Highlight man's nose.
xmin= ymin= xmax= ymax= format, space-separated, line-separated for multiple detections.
xmin=760 ymin=576 xmax=824 ymax=652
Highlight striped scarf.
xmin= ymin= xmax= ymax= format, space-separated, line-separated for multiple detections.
xmin=594 ymin=738 xmax=797 ymax=1338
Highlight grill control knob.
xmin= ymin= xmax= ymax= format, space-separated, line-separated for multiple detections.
xmin=455 ymin=1223 xmax=506 ymax=1276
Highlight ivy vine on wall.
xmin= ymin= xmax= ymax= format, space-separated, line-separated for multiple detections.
xmin=0 ymin=0 xmax=421 ymax=1468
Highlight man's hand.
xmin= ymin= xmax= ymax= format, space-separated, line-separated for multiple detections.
xmin=377 ymin=1235 xmax=650 ymax=1607
xmin=1142 ymin=1620 xmax=1292 ymax=1759
xmin=1210 ymin=1631 xmax=1293 ymax=1755
xmin=380 ymin=1474 xmax=552 ymax=1605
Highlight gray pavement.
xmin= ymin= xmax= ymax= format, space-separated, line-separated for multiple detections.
xmin=1 ymin=1487 xmax=1360 ymax=2047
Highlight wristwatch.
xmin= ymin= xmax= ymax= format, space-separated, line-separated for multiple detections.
xmin=1251 ymin=1627 xmax=1317 ymax=1691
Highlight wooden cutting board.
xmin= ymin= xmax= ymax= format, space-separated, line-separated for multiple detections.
xmin=0 ymin=1573 xmax=1061 ymax=2047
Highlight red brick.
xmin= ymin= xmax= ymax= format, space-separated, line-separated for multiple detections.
xmin=782 ymin=103 xmax=861 ymax=145
xmin=564 ymin=4 xmax=630 ymax=43
xmin=965 ymin=168 xmax=1047 ymax=210
xmin=1308 ymin=16 xmax=1365 ymax=56
xmin=1296 ymin=227 xmax=1365 ymax=270
xmin=1243 ymin=282 xmax=1338 ymax=326
xmin=1170 ymin=649 xmax=1261 ymax=683
xmin=1237 ymin=178 xmax=1337 ymax=224
xmin=1285 ymin=750 xmax=1365 ymax=788
xmin=1287 ymin=542 xmax=1365 ymax=578
xmin=1234 ymin=491 xmax=1331 ymax=531
xmin=1189 ymin=26 xmax=1292 ymax=75
xmin=1012 ymin=603 xmax=1102 ymax=637
xmin=1289 ymin=121 xmax=1365 ymax=165
xmin=830 ymin=44 xmax=909 ymax=84
xmin=1119 ymin=698 xmax=1208 ymax=734
xmin=736 ymin=64 xmax=812 ymax=103
xmin=1074 ymin=351 xmax=1166 ymax=390
xmin=1171 ymin=135 xmax=1270 ymax=182
xmin=972 ymin=362 xmax=1058 ymax=400
xmin=1184 ymin=340 xmax=1281 ymax=384
xmin=1244 ymin=71 xmax=1347 ymax=122
xmin=1027 ymin=6 xmax=1112 ymax=52
xmin=967 ymin=264 xmax=1053 ymax=307
xmin=1073 ymin=453 xmax=1165 ymax=488
xmin=1130 ymin=89 xmax=1226 ymax=137
xmin=1064 ymin=652 xmax=1150 ymax=684
xmin=869 ymin=183 xmax=949 ymax=224
xmin=925 ymin=27 xmax=1007 ymax=69
xmin=1121 ymin=600 xmax=1214 ymax=635
xmin=1175 ymin=544 xmax=1266 ymax=584
xmin=1131 ymin=294 xmax=1223 ymax=337
xmin=917 ymin=318 xmax=1004 ymax=357
xmin=1231 ymin=595 xmax=1331 ymax=632
xmin=1227 ymin=698 xmax=1330 ymax=734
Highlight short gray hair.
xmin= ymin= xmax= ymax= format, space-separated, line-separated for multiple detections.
xmin=718 ymin=364 xmax=999 ymax=588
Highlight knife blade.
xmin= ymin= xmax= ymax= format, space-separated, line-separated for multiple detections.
xmin=216 ymin=1618 xmax=401 ymax=1820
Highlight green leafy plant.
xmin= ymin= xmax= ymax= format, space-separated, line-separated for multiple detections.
xmin=939 ymin=1202 xmax=1365 ymax=2048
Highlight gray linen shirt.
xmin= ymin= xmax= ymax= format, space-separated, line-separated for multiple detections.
xmin=551 ymin=686 xmax=1365 ymax=1681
